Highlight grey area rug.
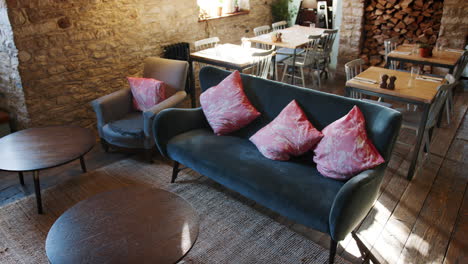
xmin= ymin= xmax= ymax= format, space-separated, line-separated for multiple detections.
xmin=0 ymin=158 xmax=350 ymax=264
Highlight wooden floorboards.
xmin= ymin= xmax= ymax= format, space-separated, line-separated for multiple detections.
xmin=0 ymin=77 xmax=466 ymax=264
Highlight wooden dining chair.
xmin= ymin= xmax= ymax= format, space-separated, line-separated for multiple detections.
xmin=446 ymin=50 xmax=468 ymax=123
xmin=384 ymin=38 xmax=398 ymax=69
xmin=319 ymin=29 xmax=338 ymax=79
xmin=272 ymin=21 xmax=287 ymax=31
xmin=253 ymin=25 xmax=272 ymax=50
xmin=194 ymin=37 xmax=220 ymax=69
xmin=194 ymin=37 xmax=220 ymax=51
xmin=344 ymin=59 xmax=392 ymax=108
xmin=253 ymin=25 xmax=289 ymax=81
xmin=281 ymin=35 xmax=322 ymax=88
xmin=398 ymin=76 xmax=457 ymax=164
xmin=251 ymin=47 xmax=276 ymax=79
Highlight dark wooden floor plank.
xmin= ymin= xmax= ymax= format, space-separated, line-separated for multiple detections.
xmin=430 ymin=92 xmax=468 ymax=157
xmin=443 ymin=184 xmax=468 ymax=264
xmin=397 ymin=158 xmax=468 ymax=263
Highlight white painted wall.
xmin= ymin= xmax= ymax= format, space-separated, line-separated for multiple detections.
xmin=330 ymin=0 xmax=342 ymax=70
xmin=288 ymin=0 xmax=301 ymax=26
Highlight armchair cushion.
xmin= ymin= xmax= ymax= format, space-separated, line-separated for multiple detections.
xmin=128 ymin=77 xmax=166 ymax=111
xmin=105 ymin=112 xmax=144 ymax=139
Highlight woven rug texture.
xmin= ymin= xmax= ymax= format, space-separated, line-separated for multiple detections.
xmin=0 ymin=158 xmax=350 ymax=264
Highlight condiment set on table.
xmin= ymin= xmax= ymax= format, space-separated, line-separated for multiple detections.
xmin=379 ymin=74 xmax=397 ymax=90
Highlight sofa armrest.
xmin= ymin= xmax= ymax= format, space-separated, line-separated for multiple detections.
xmin=143 ymin=91 xmax=187 ymax=138
xmin=329 ymin=167 xmax=385 ymax=241
xmin=153 ymin=107 xmax=210 ymax=157
xmin=91 ymin=88 xmax=133 ymax=136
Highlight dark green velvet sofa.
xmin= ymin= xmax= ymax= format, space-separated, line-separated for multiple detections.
xmin=154 ymin=67 xmax=402 ymax=263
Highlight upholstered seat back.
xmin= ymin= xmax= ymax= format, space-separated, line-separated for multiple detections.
xmin=143 ymin=57 xmax=188 ymax=96
xmin=199 ymin=66 xmax=401 ymax=161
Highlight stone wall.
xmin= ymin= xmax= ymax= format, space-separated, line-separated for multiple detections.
xmin=5 ymin=0 xmax=274 ymax=128
xmin=0 ymin=0 xmax=28 ymax=129
xmin=337 ymin=0 xmax=365 ymax=72
xmin=438 ymin=0 xmax=468 ymax=49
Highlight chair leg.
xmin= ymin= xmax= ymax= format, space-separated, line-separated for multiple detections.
xmin=329 ymin=238 xmax=337 ymax=264
xmin=300 ymin=67 xmax=306 ymax=87
xmin=281 ymin=65 xmax=288 ymax=83
xmin=445 ymin=101 xmax=451 ymax=125
xmin=316 ymin=70 xmax=321 ymax=88
xmin=171 ymin=161 xmax=180 ymax=183
xmin=100 ymin=138 xmax=109 ymax=153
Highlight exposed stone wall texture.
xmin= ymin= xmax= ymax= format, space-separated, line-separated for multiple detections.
xmin=337 ymin=0 xmax=365 ymax=73
xmin=5 ymin=0 xmax=274 ymax=129
xmin=0 ymin=0 xmax=29 ymax=129
xmin=438 ymin=0 xmax=468 ymax=49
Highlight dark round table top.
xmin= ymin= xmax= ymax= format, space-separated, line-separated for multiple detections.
xmin=0 ymin=126 xmax=95 ymax=172
xmin=45 ymin=187 xmax=199 ymax=264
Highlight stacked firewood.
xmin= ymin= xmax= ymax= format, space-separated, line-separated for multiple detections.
xmin=360 ymin=0 xmax=444 ymax=66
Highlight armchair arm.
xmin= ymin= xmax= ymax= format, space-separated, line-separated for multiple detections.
xmin=329 ymin=167 xmax=385 ymax=241
xmin=90 ymin=88 xmax=132 ymax=136
xmin=143 ymin=90 xmax=187 ymax=138
xmin=153 ymin=107 xmax=210 ymax=157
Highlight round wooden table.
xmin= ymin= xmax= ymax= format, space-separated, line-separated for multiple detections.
xmin=45 ymin=187 xmax=199 ymax=264
xmin=0 ymin=126 xmax=95 ymax=214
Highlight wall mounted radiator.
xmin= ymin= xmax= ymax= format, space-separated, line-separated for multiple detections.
xmin=163 ymin=42 xmax=196 ymax=108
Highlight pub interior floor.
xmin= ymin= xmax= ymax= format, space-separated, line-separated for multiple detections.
xmin=1 ymin=70 xmax=467 ymax=264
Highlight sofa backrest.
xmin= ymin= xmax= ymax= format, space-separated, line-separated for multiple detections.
xmin=199 ymin=67 xmax=402 ymax=162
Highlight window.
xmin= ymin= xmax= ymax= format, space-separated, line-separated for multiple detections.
xmin=198 ymin=0 xmax=250 ymax=20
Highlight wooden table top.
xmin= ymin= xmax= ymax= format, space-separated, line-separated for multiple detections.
xmin=0 ymin=126 xmax=95 ymax=172
xmin=346 ymin=66 xmax=445 ymax=104
xmin=190 ymin=43 xmax=265 ymax=69
xmin=248 ymin=25 xmax=326 ymax=49
xmin=388 ymin=44 xmax=463 ymax=67
xmin=45 ymin=187 xmax=199 ymax=264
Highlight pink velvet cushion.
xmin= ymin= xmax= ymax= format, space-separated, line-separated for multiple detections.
xmin=313 ymin=106 xmax=385 ymax=180
xmin=250 ymin=100 xmax=323 ymax=161
xmin=128 ymin=77 xmax=166 ymax=111
xmin=200 ymin=71 xmax=261 ymax=135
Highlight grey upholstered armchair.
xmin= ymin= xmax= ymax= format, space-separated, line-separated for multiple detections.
xmin=91 ymin=57 xmax=188 ymax=161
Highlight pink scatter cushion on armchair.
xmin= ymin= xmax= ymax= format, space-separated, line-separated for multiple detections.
xmin=200 ymin=71 xmax=261 ymax=135
xmin=127 ymin=77 xmax=167 ymax=111
xmin=250 ymin=100 xmax=323 ymax=160
xmin=313 ymin=106 xmax=385 ymax=180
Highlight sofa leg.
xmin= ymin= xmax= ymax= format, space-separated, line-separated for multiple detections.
xmin=329 ymin=238 xmax=337 ymax=264
xmin=171 ymin=161 xmax=180 ymax=183
xmin=144 ymin=149 xmax=153 ymax=163
xmin=100 ymin=138 xmax=109 ymax=153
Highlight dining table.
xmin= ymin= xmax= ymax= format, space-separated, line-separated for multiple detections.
xmin=345 ymin=66 xmax=446 ymax=180
xmin=190 ymin=43 xmax=266 ymax=72
xmin=248 ymin=25 xmax=326 ymax=84
xmin=387 ymin=44 xmax=464 ymax=73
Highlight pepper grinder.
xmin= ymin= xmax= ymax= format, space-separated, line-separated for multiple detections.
xmin=380 ymin=74 xmax=389 ymax=89
xmin=388 ymin=76 xmax=397 ymax=90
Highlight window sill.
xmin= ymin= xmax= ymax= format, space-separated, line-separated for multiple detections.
xmin=198 ymin=11 xmax=250 ymax=22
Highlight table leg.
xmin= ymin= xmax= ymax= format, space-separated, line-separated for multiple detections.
xmin=292 ymin=49 xmax=297 ymax=85
xmin=407 ymin=104 xmax=430 ymax=180
xmin=33 ymin=171 xmax=43 ymax=214
xmin=345 ymin=86 xmax=351 ymax=98
xmin=80 ymin=156 xmax=87 ymax=173
xmin=272 ymin=54 xmax=276 ymax=80
xmin=18 ymin=172 xmax=25 ymax=185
